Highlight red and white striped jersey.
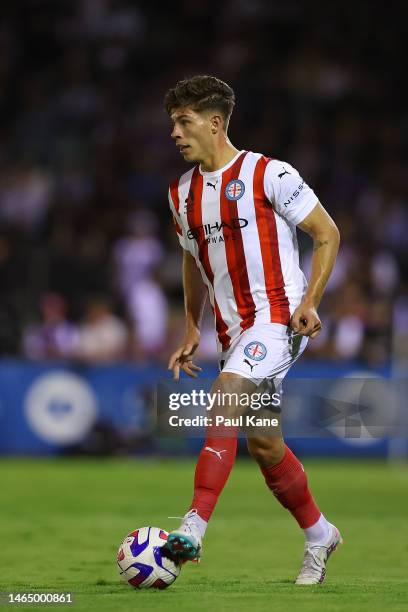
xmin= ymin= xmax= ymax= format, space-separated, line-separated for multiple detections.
xmin=168 ymin=150 xmax=318 ymax=352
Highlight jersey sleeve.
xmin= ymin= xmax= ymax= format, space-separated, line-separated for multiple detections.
xmin=263 ymin=159 xmax=318 ymax=225
xmin=168 ymin=186 xmax=188 ymax=250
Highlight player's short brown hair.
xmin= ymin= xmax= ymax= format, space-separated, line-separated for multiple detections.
xmin=164 ymin=75 xmax=235 ymax=129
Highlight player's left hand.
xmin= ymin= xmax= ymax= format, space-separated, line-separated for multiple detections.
xmin=290 ymin=302 xmax=322 ymax=338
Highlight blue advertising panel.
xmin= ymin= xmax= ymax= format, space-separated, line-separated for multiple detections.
xmin=0 ymin=360 xmax=403 ymax=456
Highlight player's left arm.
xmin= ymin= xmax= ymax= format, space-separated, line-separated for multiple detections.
xmin=294 ymin=203 xmax=340 ymax=337
xmin=264 ymin=159 xmax=340 ymax=338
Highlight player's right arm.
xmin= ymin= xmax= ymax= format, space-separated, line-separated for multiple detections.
xmin=168 ymin=249 xmax=207 ymax=380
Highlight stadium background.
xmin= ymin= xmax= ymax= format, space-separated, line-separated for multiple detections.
xmin=1 ymin=2 xmax=408 ymax=610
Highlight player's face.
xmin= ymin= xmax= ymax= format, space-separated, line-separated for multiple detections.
xmin=170 ymin=107 xmax=214 ymax=163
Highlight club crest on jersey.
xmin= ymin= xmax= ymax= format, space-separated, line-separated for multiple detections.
xmin=225 ymin=179 xmax=245 ymax=201
xmin=244 ymin=341 xmax=267 ymax=361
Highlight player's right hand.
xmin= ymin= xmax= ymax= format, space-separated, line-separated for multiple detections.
xmin=168 ymin=336 xmax=202 ymax=380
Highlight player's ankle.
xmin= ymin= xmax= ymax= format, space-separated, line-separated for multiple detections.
xmin=303 ymin=513 xmax=331 ymax=544
xmin=185 ymin=508 xmax=208 ymax=539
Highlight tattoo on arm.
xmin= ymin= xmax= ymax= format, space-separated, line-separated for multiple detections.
xmin=313 ymin=239 xmax=329 ymax=252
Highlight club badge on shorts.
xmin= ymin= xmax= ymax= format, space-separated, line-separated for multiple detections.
xmin=225 ymin=179 xmax=245 ymax=201
xmin=244 ymin=341 xmax=267 ymax=361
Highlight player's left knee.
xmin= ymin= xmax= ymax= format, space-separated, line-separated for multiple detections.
xmin=247 ymin=437 xmax=285 ymax=467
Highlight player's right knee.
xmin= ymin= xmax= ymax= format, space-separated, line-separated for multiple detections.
xmin=211 ymin=372 xmax=258 ymax=418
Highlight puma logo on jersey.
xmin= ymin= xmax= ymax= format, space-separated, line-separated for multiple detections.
xmin=278 ymin=167 xmax=291 ymax=179
xmin=204 ymin=446 xmax=227 ymax=460
xmin=243 ymin=358 xmax=259 ymax=372
xmin=206 ymin=180 xmax=218 ymax=190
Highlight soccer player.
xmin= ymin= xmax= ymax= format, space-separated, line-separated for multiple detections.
xmin=164 ymin=76 xmax=341 ymax=584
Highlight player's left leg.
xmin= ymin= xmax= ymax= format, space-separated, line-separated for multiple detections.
xmin=220 ymin=321 xmax=342 ymax=583
xmin=247 ymin=432 xmax=342 ymax=584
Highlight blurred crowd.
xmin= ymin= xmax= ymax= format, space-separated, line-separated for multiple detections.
xmin=0 ymin=0 xmax=407 ymax=367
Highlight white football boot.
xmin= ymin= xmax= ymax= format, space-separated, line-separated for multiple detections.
xmin=166 ymin=509 xmax=203 ymax=563
xmin=295 ymin=524 xmax=342 ymax=585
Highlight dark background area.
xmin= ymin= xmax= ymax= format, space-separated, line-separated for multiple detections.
xmin=0 ymin=0 xmax=407 ymax=367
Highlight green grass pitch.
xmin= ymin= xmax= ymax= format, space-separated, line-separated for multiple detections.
xmin=1 ymin=457 xmax=407 ymax=612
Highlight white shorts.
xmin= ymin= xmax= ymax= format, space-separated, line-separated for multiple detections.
xmin=219 ymin=323 xmax=308 ymax=386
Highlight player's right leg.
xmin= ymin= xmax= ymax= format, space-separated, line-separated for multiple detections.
xmin=166 ymin=372 xmax=256 ymax=562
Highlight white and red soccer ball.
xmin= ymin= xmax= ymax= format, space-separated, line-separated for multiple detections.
xmin=117 ymin=527 xmax=180 ymax=589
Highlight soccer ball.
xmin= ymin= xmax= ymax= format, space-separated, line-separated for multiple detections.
xmin=117 ymin=526 xmax=181 ymax=589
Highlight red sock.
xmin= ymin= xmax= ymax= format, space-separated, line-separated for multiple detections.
xmin=261 ymin=445 xmax=321 ymax=528
xmin=190 ymin=427 xmax=238 ymax=521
